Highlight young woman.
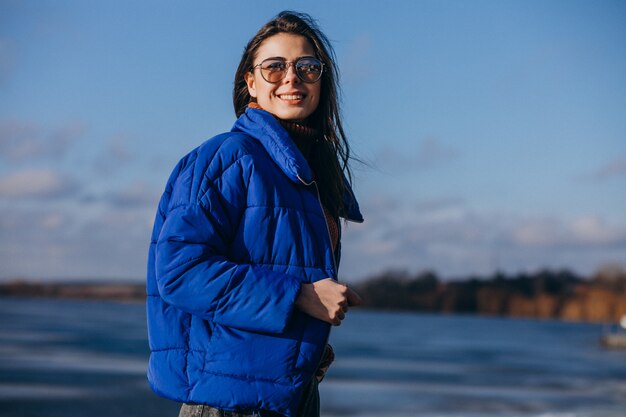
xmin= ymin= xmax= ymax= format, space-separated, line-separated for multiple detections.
xmin=146 ymin=11 xmax=363 ymax=417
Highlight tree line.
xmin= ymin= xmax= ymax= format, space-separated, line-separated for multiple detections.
xmin=352 ymin=265 xmax=626 ymax=322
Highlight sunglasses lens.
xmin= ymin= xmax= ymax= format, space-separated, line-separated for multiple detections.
xmin=296 ymin=58 xmax=323 ymax=83
xmin=260 ymin=60 xmax=288 ymax=83
xmin=259 ymin=58 xmax=323 ymax=83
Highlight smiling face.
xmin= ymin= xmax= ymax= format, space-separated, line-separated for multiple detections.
xmin=244 ymin=33 xmax=321 ymax=121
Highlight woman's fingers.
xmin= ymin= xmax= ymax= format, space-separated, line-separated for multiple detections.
xmin=347 ymin=287 xmax=363 ymax=306
xmin=295 ymin=278 xmax=362 ymax=325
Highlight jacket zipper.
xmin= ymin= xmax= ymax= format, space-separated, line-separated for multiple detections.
xmin=313 ymin=180 xmax=338 ymax=276
xmin=297 ymin=175 xmax=337 ymax=368
xmin=297 ymin=175 xmax=337 ymax=276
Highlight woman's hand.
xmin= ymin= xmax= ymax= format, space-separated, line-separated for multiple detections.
xmin=295 ymin=278 xmax=363 ymax=325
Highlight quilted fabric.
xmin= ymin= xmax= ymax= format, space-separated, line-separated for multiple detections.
xmin=146 ymin=107 xmax=363 ymax=417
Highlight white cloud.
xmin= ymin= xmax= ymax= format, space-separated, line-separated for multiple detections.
xmin=0 ymin=120 xmax=85 ymax=163
xmin=1 ymin=185 xmax=623 ymax=281
xmin=589 ymin=156 xmax=626 ymax=181
xmin=570 ymin=216 xmax=623 ymax=244
xmin=0 ymin=205 xmax=154 ymax=280
xmin=339 ymin=194 xmax=626 ymax=281
xmin=0 ymin=209 xmax=73 ymax=238
xmin=0 ymin=168 xmax=78 ymax=199
xmin=93 ymin=134 xmax=134 ymax=174
xmin=414 ymin=138 xmax=460 ymax=165
xmin=104 ymin=181 xmax=160 ymax=208
xmin=511 ymin=215 xmax=626 ymax=247
xmin=40 ymin=213 xmax=66 ymax=230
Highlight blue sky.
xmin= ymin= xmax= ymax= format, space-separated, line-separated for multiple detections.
xmin=1 ymin=0 xmax=625 ymax=281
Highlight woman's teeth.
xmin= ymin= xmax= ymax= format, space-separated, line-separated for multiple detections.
xmin=279 ymin=94 xmax=303 ymax=100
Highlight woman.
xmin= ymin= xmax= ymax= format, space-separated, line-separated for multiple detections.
xmin=146 ymin=11 xmax=363 ymax=417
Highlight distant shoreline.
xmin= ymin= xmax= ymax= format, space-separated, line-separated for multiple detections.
xmin=0 ymin=280 xmax=146 ymax=303
xmin=353 ymin=268 xmax=626 ymax=324
xmin=2 ymin=270 xmax=626 ymax=324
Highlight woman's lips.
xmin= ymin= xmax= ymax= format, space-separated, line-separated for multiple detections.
xmin=277 ymin=93 xmax=306 ymax=103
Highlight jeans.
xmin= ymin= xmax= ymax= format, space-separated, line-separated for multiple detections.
xmin=178 ymin=377 xmax=319 ymax=417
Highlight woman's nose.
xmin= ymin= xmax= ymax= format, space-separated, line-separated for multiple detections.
xmin=282 ymin=63 xmax=300 ymax=83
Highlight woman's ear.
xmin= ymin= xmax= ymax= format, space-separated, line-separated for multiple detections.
xmin=244 ymin=72 xmax=257 ymax=98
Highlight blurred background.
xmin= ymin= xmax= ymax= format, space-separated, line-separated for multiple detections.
xmin=1 ymin=1 xmax=625 ymax=417
xmin=1 ymin=0 xmax=625 ymax=281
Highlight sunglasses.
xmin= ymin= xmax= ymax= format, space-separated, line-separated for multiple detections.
xmin=252 ymin=57 xmax=324 ymax=84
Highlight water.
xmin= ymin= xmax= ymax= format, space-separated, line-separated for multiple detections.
xmin=1 ymin=298 xmax=625 ymax=417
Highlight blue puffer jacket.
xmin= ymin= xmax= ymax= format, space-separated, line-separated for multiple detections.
xmin=146 ymin=107 xmax=363 ymax=417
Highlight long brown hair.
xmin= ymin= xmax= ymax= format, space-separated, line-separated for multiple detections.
xmin=233 ymin=11 xmax=351 ymax=219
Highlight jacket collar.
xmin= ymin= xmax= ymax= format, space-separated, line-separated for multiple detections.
xmin=232 ymin=107 xmax=363 ymax=223
xmin=233 ymin=107 xmax=313 ymax=184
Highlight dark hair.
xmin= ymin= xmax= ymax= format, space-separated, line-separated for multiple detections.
xmin=233 ymin=11 xmax=351 ymax=219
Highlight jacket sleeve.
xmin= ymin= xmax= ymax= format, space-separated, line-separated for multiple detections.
xmin=154 ymin=157 xmax=302 ymax=334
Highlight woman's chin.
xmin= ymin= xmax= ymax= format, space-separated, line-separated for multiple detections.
xmin=274 ymin=109 xmax=313 ymax=121
xmin=260 ymin=102 xmax=313 ymax=121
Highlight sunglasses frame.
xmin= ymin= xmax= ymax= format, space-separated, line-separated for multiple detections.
xmin=252 ymin=57 xmax=325 ymax=84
